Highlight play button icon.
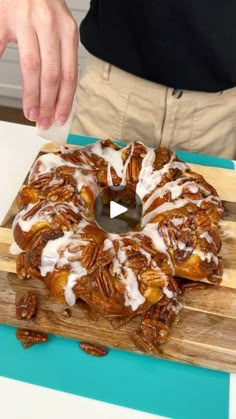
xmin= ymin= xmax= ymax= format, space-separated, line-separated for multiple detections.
xmin=110 ymin=201 xmax=128 ymax=219
xmin=94 ymin=185 xmax=142 ymax=234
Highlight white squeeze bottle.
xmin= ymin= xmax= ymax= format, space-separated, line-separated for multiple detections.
xmin=35 ymin=95 xmax=77 ymax=145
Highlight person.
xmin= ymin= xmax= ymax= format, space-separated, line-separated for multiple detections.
xmin=0 ymin=0 xmax=78 ymax=130
xmin=1 ymin=1 xmax=236 ymax=159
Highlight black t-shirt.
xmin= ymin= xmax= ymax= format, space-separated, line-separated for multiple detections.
xmin=80 ymin=0 xmax=236 ymax=92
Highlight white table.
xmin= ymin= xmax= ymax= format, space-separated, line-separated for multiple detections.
xmin=0 ymin=121 xmax=165 ymax=419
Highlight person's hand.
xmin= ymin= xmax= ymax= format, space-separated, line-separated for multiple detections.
xmin=0 ymin=0 xmax=78 ymax=129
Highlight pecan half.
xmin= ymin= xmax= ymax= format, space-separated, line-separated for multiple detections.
xmin=16 ymin=292 xmax=37 ymax=320
xmin=81 ymin=243 xmax=98 ymax=270
xmin=96 ymin=269 xmax=115 ymax=298
xmin=30 ymin=173 xmax=53 ymax=189
xmin=22 ymin=200 xmax=46 ymax=221
xmin=56 ymin=165 xmax=76 ymax=176
xmin=127 ymin=157 xmax=140 ymax=183
xmin=16 ymin=329 xmax=48 ymax=349
xmin=79 ymin=342 xmax=107 ymax=357
xmin=60 ymin=308 xmax=72 ymax=318
xmin=140 ymin=268 xmax=166 ymax=287
xmin=125 ymin=254 xmax=147 ymax=269
xmin=140 ymin=318 xmax=170 ymax=345
xmin=16 ymin=253 xmax=31 ymax=280
xmin=47 ymin=184 xmax=75 ymax=202
xmin=55 ymin=204 xmax=79 ymax=224
xmin=96 ymin=247 xmax=114 ymax=267
xmin=132 ymin=330 xmax=161 ymax=354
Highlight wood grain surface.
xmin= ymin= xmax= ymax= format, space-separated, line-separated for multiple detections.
xmin=0 ymin=146 xmax=236 ymax=373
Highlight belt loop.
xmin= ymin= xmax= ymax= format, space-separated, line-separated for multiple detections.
xmin=102 ymin=62 xmax=111 ymax=80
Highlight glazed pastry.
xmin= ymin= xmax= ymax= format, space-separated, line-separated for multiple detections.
xmin=11 ymin=140 xmax=223 ymax=351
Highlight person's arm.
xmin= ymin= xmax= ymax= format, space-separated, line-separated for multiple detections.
xmin=0 ymin=0 xmax=78 ymax=129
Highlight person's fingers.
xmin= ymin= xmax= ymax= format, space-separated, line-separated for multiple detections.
xmin=55 ymin=18 xmax=78 ymax=126
xmin=18 ymin=27 xmax=40 ymax=121
xmin=37 ymin=22 xmax=60 ymax=130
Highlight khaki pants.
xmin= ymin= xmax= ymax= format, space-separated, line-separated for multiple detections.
xmin=71 ymin=54 xmax=236 ymax=159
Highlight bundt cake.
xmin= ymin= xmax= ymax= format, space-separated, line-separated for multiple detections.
xmin=11 ymin=140 xmax=223 ymax=352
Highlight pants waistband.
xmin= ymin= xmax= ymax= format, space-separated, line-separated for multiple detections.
xmin=86 ymin=53 xmax=236 ymax=103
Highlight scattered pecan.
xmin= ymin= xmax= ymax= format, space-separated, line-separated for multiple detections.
xmin=16 ymin=292 xmax=37 ymax=320
xmin=16 ymin=329 xmax=48 ymax=349
xmin=79 ymin=342 xmax=108 ymax=357
xmin=141 ymin=318 xmax=170 ymax=345
xmin=133 ymin=330 xmax=161 ymax=354
xmin=110 ymin=315 xmax=134 ymax=329
xmin=60 ymin=308 xmax=72 ymax=318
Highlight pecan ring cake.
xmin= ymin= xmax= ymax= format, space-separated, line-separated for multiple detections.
xmin=11 ymin=140 xmax=223 ymax=352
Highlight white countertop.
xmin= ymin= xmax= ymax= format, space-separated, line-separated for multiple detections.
xmin=0 ymin=121 xmax=165 ymax=419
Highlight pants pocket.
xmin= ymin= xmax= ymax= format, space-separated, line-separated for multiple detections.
xmin=71 ymin=72 xmax=127 ymax=141
xmin=170 ymin=103 xmax=196 ymax=152
xmin=191 ymin=98 xmax=236 ymax=159
xmin=121 ymin=93 xmax=157 ymax=147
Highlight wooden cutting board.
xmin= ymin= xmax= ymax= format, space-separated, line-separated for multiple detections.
xmin=0 ymin=143 xmax=236 ymax=373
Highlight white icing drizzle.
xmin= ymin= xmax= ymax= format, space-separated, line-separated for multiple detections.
xmin=171 ymin=217 xmax=187 ymax=227
xmin=103 ymin=238 xmax=114 ymax=251
xmin=123 ymin=267 xmax=145 ymax=311
xmin=40 ymin=231 xmax=73 ymax=277
xmin=141 ymin=199 xmax=189 ymax=227
xmin=136 ymin=150 xmax=187 ymax=199
xmin=187 ymin=184 xmax=199 ymax=194
xmin=90 ymin=142 xmax=124 ymax=183
xmin=193 ymin=249 xmax=218 ymax=264
xmin=199 ymin=231 xmax=213 ymax=244
xmin=29 ymin=153 xmax=67 ymax=182
xmin=65 ymin=268 xmax=87 ymax=306
xmin=141 ymin=223 xmax=174 ymax=273
xmin=142 ymin=178 xmax=198 ymax=214
xmin=163 ymin=286 xmax=174 ymax=299
xmin=90 ymin=141 xmax=135 ymax=186
xmin=40 ymin=230 xmax=89 ymax=306
xmin=72 ymin=168 xmax=98 ymax=196
xmin=139 ymin=247 xmax=152 ymax=264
